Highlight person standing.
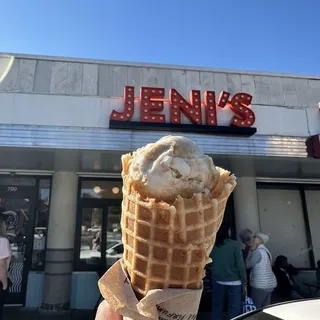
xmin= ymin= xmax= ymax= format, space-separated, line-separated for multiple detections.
xmin=239 ymin=229 xmax=253 ymax=296
xmin=273 ymin=255 xmax=303 ymax=302
xmin=239 ymin=229 xmax=253 ymax=261
xmin=210 ymin=222 xmax=247 ymax=320
xmin=246 ymin=232 xmax=277 ymax=309
xmin=0 ymin=215 xmax=11 ymax=320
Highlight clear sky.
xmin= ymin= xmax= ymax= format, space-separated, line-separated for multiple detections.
xmin=1 ymin=0 xmax=319 ymax=75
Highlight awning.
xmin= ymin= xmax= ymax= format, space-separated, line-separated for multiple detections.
xmin=0 ymin=124 xmax=307 ymax=158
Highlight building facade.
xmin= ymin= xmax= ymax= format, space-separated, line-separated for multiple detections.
xmin=0 ymin=53 xmax=319 ymax=311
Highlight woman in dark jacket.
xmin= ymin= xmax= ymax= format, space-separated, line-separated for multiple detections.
xmin=210 ymin=223 xmax=247 ymax=320
xmin=273 ymin=255 xmax=303 ymax=302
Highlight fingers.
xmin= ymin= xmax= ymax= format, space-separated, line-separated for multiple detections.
xmin=243 ymin=284 xmax=247 ymax=296
xmin=95 ymin=300 xmax=123 ymax=320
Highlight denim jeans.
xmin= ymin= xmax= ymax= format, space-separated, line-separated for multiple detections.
xmin=212 ymin=281 xmax=242 ymax=320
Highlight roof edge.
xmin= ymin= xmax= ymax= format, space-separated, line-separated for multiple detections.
xmin=1 ymin=52 xmax=320 ymax=80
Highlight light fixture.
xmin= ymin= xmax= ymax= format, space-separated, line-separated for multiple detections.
xmin=112 ymin=187 xmax=120 ymax=194
xmin=93 ymin=186 xmax=101 ymax=194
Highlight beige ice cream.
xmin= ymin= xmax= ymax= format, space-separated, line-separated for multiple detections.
xmin=128 ymin=135 xmax=220 ymax=203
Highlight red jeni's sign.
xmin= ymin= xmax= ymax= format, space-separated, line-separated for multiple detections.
xmin=109 ymin=86 xmax=257 ymax=136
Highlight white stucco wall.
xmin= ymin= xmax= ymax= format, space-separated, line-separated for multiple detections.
xmin=0 ymin=92 xmax=319 ymax=137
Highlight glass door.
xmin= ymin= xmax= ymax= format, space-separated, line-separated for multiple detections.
xmin=0 ymin=185 xmax=36 ymax=305
xmin=76 ymin=199 xmax=122 ymax=274
xmin=79 ymin=206 xmax=104 ymax=269
xmin=105 ymin=204 xmax=122 ymax=269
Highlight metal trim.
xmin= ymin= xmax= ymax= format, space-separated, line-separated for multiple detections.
xmin=0 ymin=124 xmax=308 ymax=158
xmin=109 ymin=119 xmax=257 ymax=136
xmin=256 ymin=177 xmax=320 ymax=184
xmin=44 ymin=272 xmax=72 ymax=276
xmin=45 ymin=260 xmax=73 ymax=264
xmin=40 ymin=302 xmax=71 ymax=311
xmin=46 ymin=248 xmax=73 ymax=252
xmin=0 ymin=170 xmax=54 ymax=176
xmin=77 ymin=172 xmax=121 ymax=178
xmin=4 ymin=304 xmax=23 ymax=307
xmin=299 ymin=188 xmax=316 ymax=268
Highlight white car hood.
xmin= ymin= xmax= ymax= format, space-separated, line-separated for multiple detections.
xmin=263 ymin=300 xmax=320 ymax=320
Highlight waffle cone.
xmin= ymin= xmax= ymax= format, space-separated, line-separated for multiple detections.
xmin=120 ymin=153 xmax=236 ymax=298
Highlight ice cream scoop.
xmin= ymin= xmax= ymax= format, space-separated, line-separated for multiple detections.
xmin=127 ymin=135 xmax=219 ymax=202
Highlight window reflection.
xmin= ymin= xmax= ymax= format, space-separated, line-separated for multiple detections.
xmin=106 ymin=206 xmax=122 ymax=268
xmin=80 ymin=208 xmax=102 ymax=266
xmin=32 ymin=179 xmax=51 ymax=270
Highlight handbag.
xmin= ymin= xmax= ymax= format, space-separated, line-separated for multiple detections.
xmin=243 ymin=295 xmax=256 ymax=314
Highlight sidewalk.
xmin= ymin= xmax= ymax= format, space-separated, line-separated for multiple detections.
xmin=4 ymin=307 xmax=212 ymax=320
xmin=4 ymin=308 xmax=94 ymax=320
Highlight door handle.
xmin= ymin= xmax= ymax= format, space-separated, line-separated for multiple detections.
xmin=22 ymin=243 xmax=27 ymax=256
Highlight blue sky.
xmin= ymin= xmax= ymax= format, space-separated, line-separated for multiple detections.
xmin=1 ymin=0 xmax=319 ymax=75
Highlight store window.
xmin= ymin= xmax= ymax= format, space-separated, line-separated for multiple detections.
xmin=257 ymin=185 xmax=311 ymax=268
xmin=305 ymin=188 xmax=320 ymax=263
xmin=31 ymin=179 xmax=51 ymax=270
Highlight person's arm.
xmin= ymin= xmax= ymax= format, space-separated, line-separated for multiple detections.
xmin=0 ymin=238 xmax=10 ymax=290
xmin=0 ymin=259 xmax=8 ymax=289
xmin=245 ymin=249 xmax=261 ymax=269
xmin=288 ymin=264 xmax=298 ymax=276
xmin=235 ymin=245 xmax=247 ymax=284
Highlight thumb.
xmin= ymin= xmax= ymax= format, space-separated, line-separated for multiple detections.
xmin=95 ymin=300 xmax=123 ymax=320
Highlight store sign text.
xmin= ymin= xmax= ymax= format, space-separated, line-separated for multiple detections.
xmin=110 ymin=86 xmax=256 ymax=128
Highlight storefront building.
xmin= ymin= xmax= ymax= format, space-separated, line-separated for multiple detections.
xmin=0 ymin=53 xmax=319 ymax=311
